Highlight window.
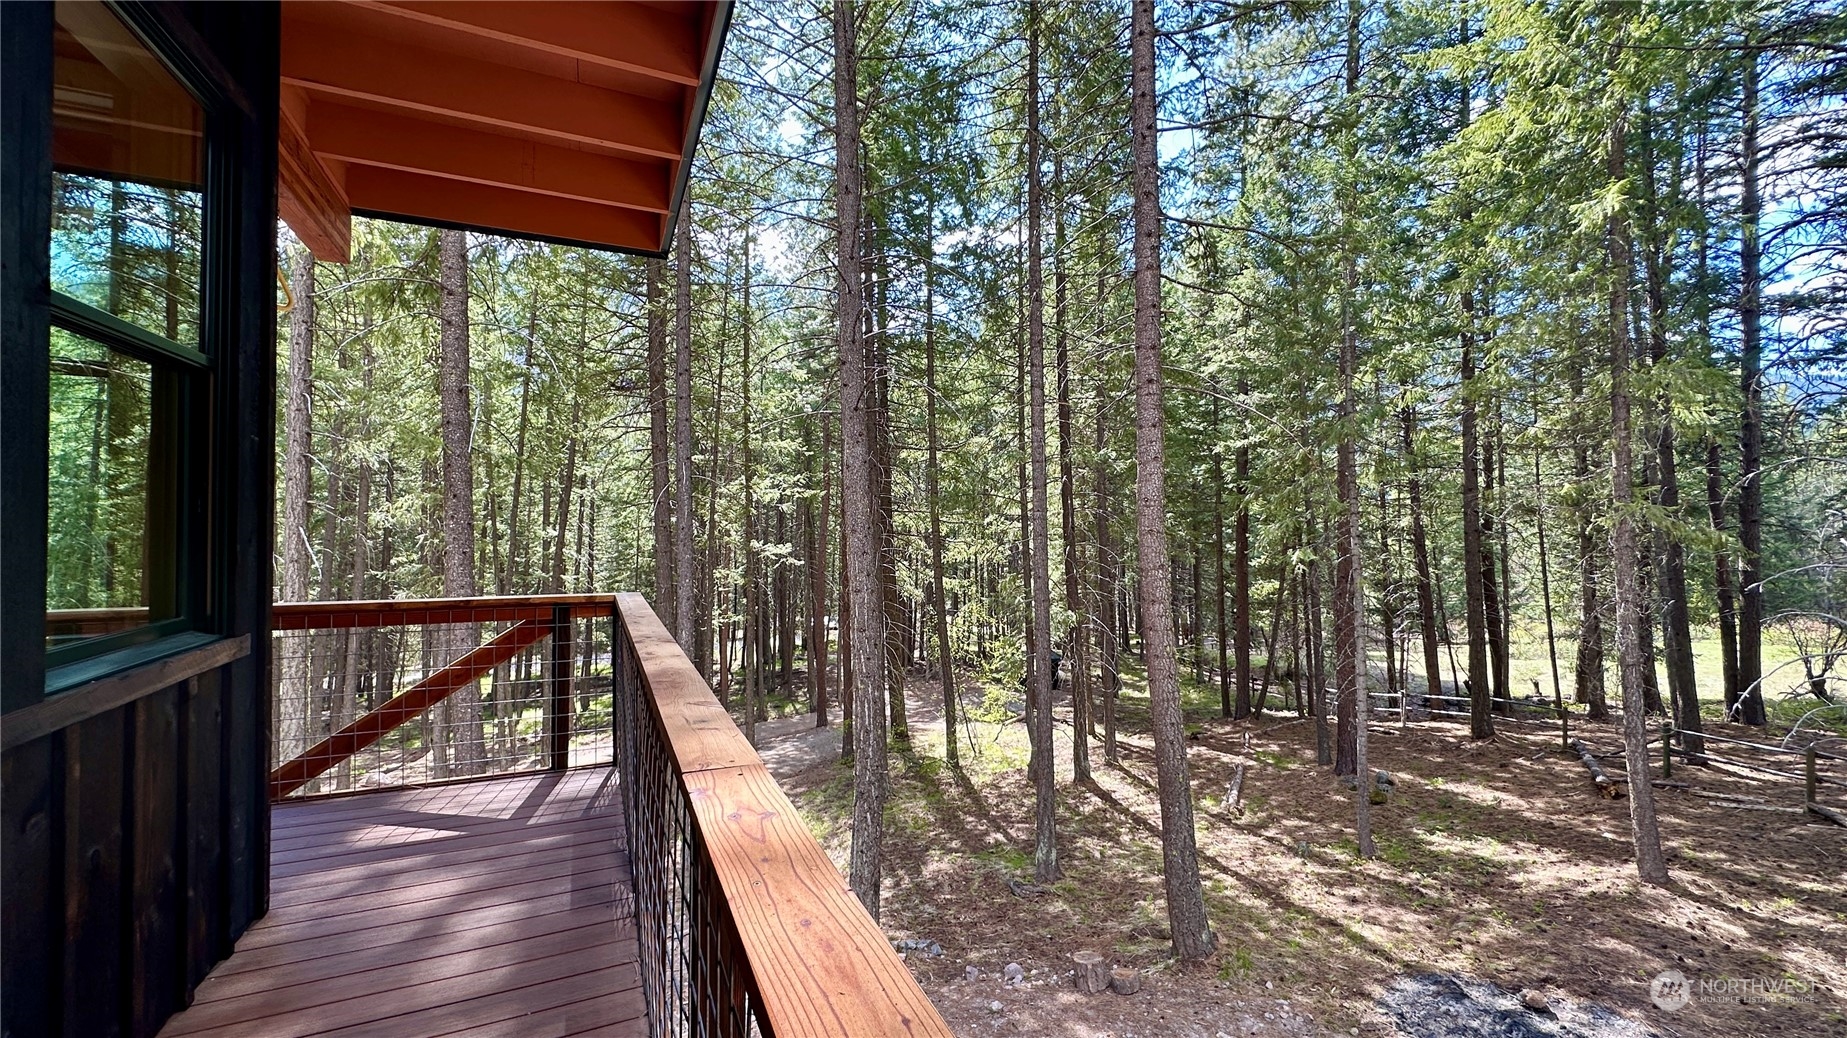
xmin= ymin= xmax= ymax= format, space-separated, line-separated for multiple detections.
xmin=50 ymin=0 xmax=204 ymax=345
xmin=44 ymin=0 xmax=207 ymax=664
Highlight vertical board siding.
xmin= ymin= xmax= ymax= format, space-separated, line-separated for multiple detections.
xmin=130 ymin=685 xmax=184 ymax=1038
xmin=61 ymin=712 xmax=126 ymax=1038
xmin=1 ymin=737 xmax=58 ymax=1038
xmin=185 ymin=672 xmax=226 ymax=991
xmin=2 ymin=662 xmax=257 ymax=1038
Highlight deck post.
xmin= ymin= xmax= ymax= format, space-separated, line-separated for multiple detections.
xmin=549 ymin=605 xmax=574 ymax=770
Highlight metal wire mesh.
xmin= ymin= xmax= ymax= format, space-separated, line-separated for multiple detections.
xmin=270 ymin=603 xmax=615 ymax=798
xmin=615 ymin=613 xmax=764 ymax=1038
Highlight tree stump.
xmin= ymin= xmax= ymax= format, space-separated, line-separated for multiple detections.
xmin=1109 ymin=968 xmax=1141 ymax=995
xmin=1072 ymin=951 xmax=1109 ymax=994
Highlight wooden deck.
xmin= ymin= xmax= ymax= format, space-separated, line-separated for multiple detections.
xmin=158 ymin=769 xmax=644 ymax=1038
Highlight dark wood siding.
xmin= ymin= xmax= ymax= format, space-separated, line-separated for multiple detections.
xmin=4 ymin=651 xmax=268 ymax=1038
xmin=0 ymin=5 xmax=280 ymax=1038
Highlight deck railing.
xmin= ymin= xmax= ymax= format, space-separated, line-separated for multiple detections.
xmin=611 ymin=592 xmax=954 ymax=1038
xmin=268 ymin=592 xmax=953 ymax=1036
xmin=269 ymin=594 xmax=620 ymax=799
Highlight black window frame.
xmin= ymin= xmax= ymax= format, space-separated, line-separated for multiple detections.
xmin=40 ymin=0 xmax=233 ymax=683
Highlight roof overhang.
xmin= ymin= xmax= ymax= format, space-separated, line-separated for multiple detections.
xmin=277 ymin=1 xmax=729 ymax=262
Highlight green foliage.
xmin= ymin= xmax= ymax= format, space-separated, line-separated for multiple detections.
xmin=262 ymin=0 xmax=1847 ymax=741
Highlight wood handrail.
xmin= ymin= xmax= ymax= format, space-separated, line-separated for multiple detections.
xmin=613 ymin=592 xmax=953 ymax=1038
xmin=272 ymin=593 xmax=616 ymax=630
xmin=268 ymin=619 xmax=549 ymax=799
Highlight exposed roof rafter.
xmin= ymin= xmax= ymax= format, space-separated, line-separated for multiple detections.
xmin=351 ymin=1 xmax=703 ymax=88
xmin=308 ymin=100 xmax=670 ymax=215
xmin=278 ymin=1 xmax=728 ymax=260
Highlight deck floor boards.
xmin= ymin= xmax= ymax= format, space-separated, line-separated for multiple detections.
xmin=159 ymin=770 xmax=644 ymax=1038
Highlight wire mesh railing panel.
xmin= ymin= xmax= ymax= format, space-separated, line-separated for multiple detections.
xmin=616 ymin=611 xmax=764 ymax=1038
xmin=270 ymin=600 xmax=615 ymax=798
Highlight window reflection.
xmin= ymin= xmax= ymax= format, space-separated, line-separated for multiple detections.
xmin=50 ymin=0 xmax=204 ymax=348
xmin=45 ymin=328 xmax=180 ymax=648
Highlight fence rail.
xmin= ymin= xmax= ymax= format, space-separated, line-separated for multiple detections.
xmin=612 ymin=592 xmax=953 ymax=1038
xmin=1309 ymin=686 xmax=1570 ymax=724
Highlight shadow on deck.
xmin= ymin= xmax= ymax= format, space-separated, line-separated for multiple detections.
xmin=159 ymin=769 xmax=641 ymax=1038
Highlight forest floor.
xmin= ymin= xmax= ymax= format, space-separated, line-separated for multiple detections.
xmin=756 ymin=664 xmax=1847 ymax=1038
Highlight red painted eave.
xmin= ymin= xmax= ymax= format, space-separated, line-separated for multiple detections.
xmin=278 ymin=0 xmax=729 ymax=262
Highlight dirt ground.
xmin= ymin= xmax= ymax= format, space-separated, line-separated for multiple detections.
xmin=757 ymin=673 xmax=1847 ymax=1038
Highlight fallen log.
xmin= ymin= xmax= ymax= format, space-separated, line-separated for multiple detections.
xmin=1808 ymin=802 xmax=1847 ymax=828
xmin=1228 ymin=763 xmax=1246 ymax=816
xmin=1687 ymin=789 xmax=1769 ymax=804
xmin=1569 ymin=739 xmax=1621 ymax=798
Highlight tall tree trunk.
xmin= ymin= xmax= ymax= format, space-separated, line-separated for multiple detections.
xmin=507 ymin=308 xmax=536 ymax=592
xmin=1456 ymin=25 xmax=1494 ymax=740
xmin=1016 ymin=243 xmax=1035 ymax=737
xmin=1576 ymin=419 xmax=1610 ymax=720
xmin=1736 ymin=49 xmax=1768 ymax=726
xmin=438 ymin=228 xmax=483 ymax=775
xmin=1708 ymin=438 xmax=1742 ymax=713
xmin=925 ymin=263 xmax=955 ymax=764
xmin=1189 ymin=552 xmax=1205 ymax=685
xmin=1233 ymin=381 xmax=1253 ymax=719
xmin=1534 ymin=444 xmax=1566 ymax=715
xmin=647 ymin=259 xmax=675 ymax=626
xmin=338 ymin=447 xmax=370 ymax=790
xmin=1133 ymin=0 xmax=1214 ymax=960
xmin=1094 ymin=386 xmax=1120 ymax=763
xmin=1696 ymin=126 xmax=1742 ymax=714
xmin=1639 ymin=111 xmax=1703 ymax=755
xmin=1308 ymin=507 xmax=1331 ymax=763
xmin=1482 ymin=421 xmax=1509 ymax=712
xmin=840 ymin=480 xmax=854 ymax=760
xmin=1378 ymin=473 xmax=1399 ymax=716
xmin=872 ymin=243 xmax=907 ymax=743
xmin=1334 ymin=0 xmax=1373 ymax=856
xmin=777 ymin=508 xmax=795 ymax=691
xmin=742 ymin=246 xmax=757 ymax=745
xmin=552 ymin=400 xmax=580 ymax=593
xmin=1402 ymin=407 xmax=1442 ymax=715
xmin=1605 ymin=102 xmax=1670 ymax=885
xmin=1055 ymin=158 xmax=1090 ymax=783
xmin=1025 ymin=6 xmax=1059 ymax=883
xmin=1460 ymin=312 xmax=1493 ymax=739
xmin=813 ymin=422 xmax=833 ymax=727
xmin=1214 ymin=424 xmax=1230 ymax=718
xmin=1257 ymin=559 xmax=1286 ymax=716
xmin=280 ymin=247 xmax=316 ymax=766
xmin=702 ymin=306 xmax=728 ymax=686
xmin=673 ymin=196 xmax=698 ymax=655
xmin=835 ymin=0 xmax=887 ymax=920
